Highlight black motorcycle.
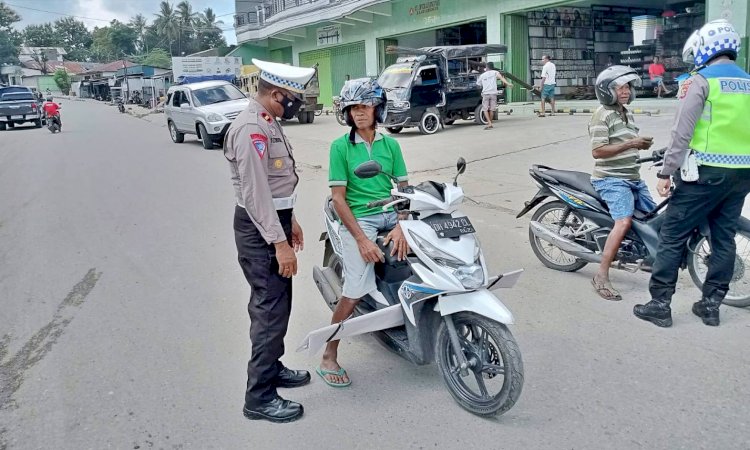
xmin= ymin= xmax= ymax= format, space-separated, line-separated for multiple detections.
xmin=516 ymin=149 xmax=750 ymax=307
xmin=116 ymin=97 xmax=125 ymax=113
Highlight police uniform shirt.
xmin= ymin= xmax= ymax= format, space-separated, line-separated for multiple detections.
xmin=224 ymin=98 xmax=298 ymax=244
xmin=660 ymin=59 xmax=736 ymax=176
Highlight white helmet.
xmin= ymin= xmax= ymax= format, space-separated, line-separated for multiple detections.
xmin=594 ymin=65 xmax=641 ymax=106
xmin=682 ymin=19 xmax=741 ymax=67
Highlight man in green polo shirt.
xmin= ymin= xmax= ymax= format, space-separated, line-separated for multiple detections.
xmin=317 ymin=79 xmax=410 ymax=387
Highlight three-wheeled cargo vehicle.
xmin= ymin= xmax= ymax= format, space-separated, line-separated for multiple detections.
xmin=378 ymin=44 xmax=508 ymax=135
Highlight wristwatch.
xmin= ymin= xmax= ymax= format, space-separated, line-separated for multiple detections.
xmin=656 ymin=172 xmax=671 ymax=179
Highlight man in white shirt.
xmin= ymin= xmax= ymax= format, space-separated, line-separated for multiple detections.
xmin=475 ymin=62 xmax=513 ymax=130
xmin=537 ymin=55 xmax=557 ymax=117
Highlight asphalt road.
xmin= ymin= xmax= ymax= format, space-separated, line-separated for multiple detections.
xmin=1 ymin=99 xmax=749 ymax=449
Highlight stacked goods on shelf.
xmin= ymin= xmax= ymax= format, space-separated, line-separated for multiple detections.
xmin=620 ymin=43 xmax=657 ymax=97
xmin=632 ymin=16 xmax=663 ymax=45
xmin=527 ymin=7 xmax=594 ymax=98
xmin=658 ymin=11 xmax=705 ymax=83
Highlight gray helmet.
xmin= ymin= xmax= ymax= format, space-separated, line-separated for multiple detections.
xmin=594 ymin=65 xmax=641 ymax=106
xmin=339 ymin=78 xmax=387 ymax=126
xmin=46 ymin=96 xmax=53 ymax=102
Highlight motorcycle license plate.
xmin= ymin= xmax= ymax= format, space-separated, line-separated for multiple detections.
xmin=429 ymin=216 xmax=475 ymax=238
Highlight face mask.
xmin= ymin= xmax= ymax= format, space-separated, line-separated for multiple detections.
xmin=276 ymin=92 xmax=304 ymax=120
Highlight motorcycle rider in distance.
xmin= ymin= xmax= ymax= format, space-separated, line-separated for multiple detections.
xmin=318 ymin=78 xmax=410 ymax=387
xmin=589 ymin=66 xmax=656 ymax=300
xmin=43 ymin=96 xmax=62 ymax=131
xmin=634 ymin=20 xmax=750 ymax=327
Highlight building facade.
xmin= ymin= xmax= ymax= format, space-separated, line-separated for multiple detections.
xmin=231 ymin=0 xmax=750 ymax=105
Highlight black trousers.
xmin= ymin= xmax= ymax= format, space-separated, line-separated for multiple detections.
xmin=234 ymin=206 xmax=293 ymax=407
xmin=649 ymin=166 xmax=750 ymax=302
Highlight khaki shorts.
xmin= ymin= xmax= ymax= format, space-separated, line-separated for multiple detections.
xmin=481 ymin=94 xmax=497 ymax=111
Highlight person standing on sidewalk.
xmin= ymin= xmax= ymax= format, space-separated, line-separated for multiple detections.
xmin=634 ymin=20 xmax=750 ymax=328
xmin=224 ymin=59 xmax=316 ymax=422
xmin=537 ymin=55 xmax=556 ymax=117
xmin=475 ymin=62 xmax=513 ymax=130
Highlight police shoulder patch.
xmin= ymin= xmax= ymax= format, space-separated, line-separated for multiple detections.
xmin=250 ymin=133 xmax=268 ymax=158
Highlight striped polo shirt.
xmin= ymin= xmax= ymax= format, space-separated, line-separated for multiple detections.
xmin=588 ymin=104 xmax=641 ymax=180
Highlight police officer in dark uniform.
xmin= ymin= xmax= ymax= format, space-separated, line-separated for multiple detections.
xmin=633 ymin=20 xmax=750 ymax=328
xmin=224 ymin=59 xmax=316 ymax=422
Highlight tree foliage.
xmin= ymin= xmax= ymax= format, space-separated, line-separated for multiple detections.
xmin=0 ymin=1 xmax=21 ymax=65
xmin=53 ymin=68 xmax=71 ymax=95
xmin=137 ymin=48 xmax=172 ymax=69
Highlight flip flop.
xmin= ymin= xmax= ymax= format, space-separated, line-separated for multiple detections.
xmin=591 ymin=277 xmax=622 ymax=301
xmin=316 ymin=366 xmax=351 ymax=388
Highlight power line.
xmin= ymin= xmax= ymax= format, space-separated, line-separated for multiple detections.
xmin=5 ymin=2 xmax=112 ymax=22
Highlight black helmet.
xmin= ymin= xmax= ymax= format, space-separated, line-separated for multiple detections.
xmin=339 ymin=78 xmax=387 ymax=127
xmin=594 ymin=65 xmax=641 ymax=106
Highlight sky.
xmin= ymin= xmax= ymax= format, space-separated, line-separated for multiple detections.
xmin=7 ymin=0 xmax=238 ymax=44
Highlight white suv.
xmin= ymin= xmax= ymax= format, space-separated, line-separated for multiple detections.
xmin=165 ymin=80 xmax=249 ymax=149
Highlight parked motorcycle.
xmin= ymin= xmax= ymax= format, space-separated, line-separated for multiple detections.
xmin=516 ymin=149 xmax=750 ymax=307
xmin=299 ymin=158 xmax=524 ymax=417
xmin=332 ymin=95 xmax=346 ymax=126
xmin=116 ymin=97 xmax=125 ymax=113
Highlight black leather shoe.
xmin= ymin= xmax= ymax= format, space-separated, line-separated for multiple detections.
xmin=243 ymin=396 xmax=303 ymax=423
xmin=275 ymin=367 xmax=311 ymax=388
xmin=633 ymin=300 xmax=673 ymax=327
xmin=692 ymin=298 xmax=720 ymax=326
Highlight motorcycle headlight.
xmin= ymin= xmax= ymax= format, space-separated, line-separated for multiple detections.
xmin=409 ymin=231 xmax=484 ymax=289
xmin=207 ymin=113 xmax=224 ymax=122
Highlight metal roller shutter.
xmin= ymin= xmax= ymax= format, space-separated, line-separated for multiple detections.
xmin=329 ymin=42 xmax=367 ymax=103
xmin=299 ymin=49 xmax=333 ymax=106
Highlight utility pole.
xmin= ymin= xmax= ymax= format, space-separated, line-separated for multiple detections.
xmin=122 ymin=57 xmax=130 ymax=103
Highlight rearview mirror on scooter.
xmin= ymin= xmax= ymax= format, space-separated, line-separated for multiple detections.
xmin=354 ymin=160 xmax=383 ymax=179
xmin=453 ymin=157 xmax=467 ymax=186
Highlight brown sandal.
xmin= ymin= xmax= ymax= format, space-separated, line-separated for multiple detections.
xmin=591 ymin=277 xmax=622 ymax=301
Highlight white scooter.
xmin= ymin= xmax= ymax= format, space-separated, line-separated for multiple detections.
xmin=298 ymin=158 xmax=524 ymax=417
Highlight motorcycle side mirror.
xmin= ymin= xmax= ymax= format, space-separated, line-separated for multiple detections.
xmin=453 ymin=157 xmax=467 ymax=186
xmin=354 ymin=160 xmax=383 ymax=179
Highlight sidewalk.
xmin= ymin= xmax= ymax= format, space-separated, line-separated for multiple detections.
xmin=503 ymin=97 xmax=679 ymax=116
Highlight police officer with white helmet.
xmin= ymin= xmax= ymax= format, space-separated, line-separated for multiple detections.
xmin=634 ymin=20 xmax=750 ymax=328
xmin=224 ymin=59 xmax=315 ymax=422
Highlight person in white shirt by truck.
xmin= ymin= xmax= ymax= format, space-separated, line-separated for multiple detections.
xmin=475 ymin=62 xmax=513 ymax=130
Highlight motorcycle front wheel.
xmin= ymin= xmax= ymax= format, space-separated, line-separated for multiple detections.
xmin=335 ymin=112 xmax=347 ymax=126
xmin=687 ymin=231 xmax=750 ymax=308
xmin=435 ymin=312 xmax=523 ymax=417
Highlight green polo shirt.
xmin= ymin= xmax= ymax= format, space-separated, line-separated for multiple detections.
xmin=328 ymin=131 xmax=409 ymax=218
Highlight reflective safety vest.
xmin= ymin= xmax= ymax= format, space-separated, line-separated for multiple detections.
xmin=689 ymin=63 xmax=750 ymax=168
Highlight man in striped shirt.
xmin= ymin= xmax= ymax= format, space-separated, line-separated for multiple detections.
xmin=589 ymin=66 xmax=656 ymax=300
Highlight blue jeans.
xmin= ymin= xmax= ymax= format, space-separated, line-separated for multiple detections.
xmin=591 ymin=177 xmax=656 ymax=221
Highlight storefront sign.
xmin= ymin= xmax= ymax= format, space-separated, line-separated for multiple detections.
xmin=317 ymin=25 xmax=342 ymax=47
xmin=408 ymin=1 xmax=440 ymax=17
xmin=172 ymin=57 xmax=243 ymax=78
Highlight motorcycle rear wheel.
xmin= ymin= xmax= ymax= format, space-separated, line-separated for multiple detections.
xmin=335 ymin=112 xmax=347 ymax=126
xmin=435 ymin=312 xmax=523 ymax=417
xmin=528 ymin=201 xmax=589 ymax=272
xmin=687 ymin=231 xmax=750 ymax=308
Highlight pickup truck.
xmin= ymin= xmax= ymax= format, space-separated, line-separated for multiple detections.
xmin=0 ymin=86 xmax=43 ymax=130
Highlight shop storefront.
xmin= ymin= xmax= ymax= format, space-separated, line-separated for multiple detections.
xmin=232 ymin=0 xmax=747 ymax=105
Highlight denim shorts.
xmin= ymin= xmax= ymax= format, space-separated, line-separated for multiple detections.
xmin=653 ymin=76 xmax=664 ymax=86
xmin=541 ymin=84 xmax=556 ymax=99
xmin=591 ymin=177 xmax=656 ymax=221
xmin=339 ymin=212 xmax=398 ymax=299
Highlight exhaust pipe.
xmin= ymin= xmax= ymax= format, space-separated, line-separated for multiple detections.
xmin=529 ymin=221 xmax=602 ymax=263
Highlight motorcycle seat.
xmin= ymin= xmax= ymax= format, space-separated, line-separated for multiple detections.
xmin=541 ymin=169 xmax=602 ymax=201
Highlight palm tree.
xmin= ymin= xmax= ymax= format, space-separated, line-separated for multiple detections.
xmin=130 ymin=13 xmax=148 ymax=53
xmin=200 ymin=7 xmax=224 ymax=30
xmin=153 ymin=1 xmax=179 ymax=55
xmin=176 ymin=1 xmax=199 ymax=54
